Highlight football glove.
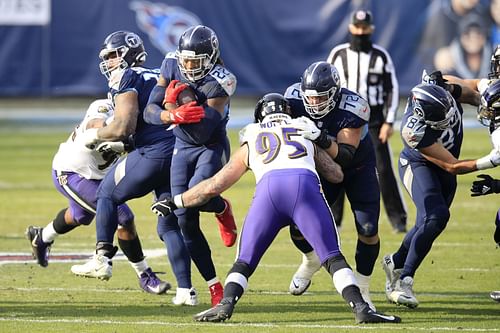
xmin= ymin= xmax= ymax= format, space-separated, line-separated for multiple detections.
xmin=151 ymin=198 xmax=178 ymax=217
xmin=163 ymin=79 xmax=188 ymax=106
xmin=470 ymin=174 xmax=500 ymax=196
xmin=96 ymin=141 xmax=125 ymax=154
xmin=80 ymin=128 xmax=101 ymax=149
xmin=295 ymin=116 xmax=332 ymax=149
xmin=169 ymin=101 xmax=205 ymax=124
xmin=421 ymin=70 xmax=450 ymax=90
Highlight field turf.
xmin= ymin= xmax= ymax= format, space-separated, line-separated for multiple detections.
xmin=0 ymin=122 xmax=499 ymax=332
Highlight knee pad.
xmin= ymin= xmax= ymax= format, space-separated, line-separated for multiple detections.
xmin=117 ymin=205 xmax=134 ymax=228
xmin=229 ymin=260 xmax=253 ymax=278
xmin=176 ymin=209 xmax=200 ymax=236
xmin=323 ymin=253 xmax=351 ymax=275
xmin=426 ymin=207 xmax=450 ymax=232
xmin=355 ymin=221 xmax=378 ymax=237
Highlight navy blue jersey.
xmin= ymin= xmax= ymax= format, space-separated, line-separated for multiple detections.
xmin=109 ymin=67 xmax=173 ymax=154
xmin=284 ymin=82 xmax=375 ymax=168
xmin=400 ymin=96 xmax=464 ymax=163
xmin=160 ymin=53 xmax=236 ymax=145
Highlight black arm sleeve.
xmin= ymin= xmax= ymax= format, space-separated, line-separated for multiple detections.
xmin=334 ymin=143 xmax=356 ymax=168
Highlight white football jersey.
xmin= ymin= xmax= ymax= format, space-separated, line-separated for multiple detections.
xmin=52 ymin=99 xmax=116 ymax=180
xmin=239 ymin=115 xmax=317 ymax=183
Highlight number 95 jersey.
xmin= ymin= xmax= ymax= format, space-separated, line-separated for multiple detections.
xmin=239 ymin=115 xmax=317 ymax=184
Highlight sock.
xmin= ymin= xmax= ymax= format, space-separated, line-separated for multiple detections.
xmin=42 ymin=222 xmax=58 ymax=243
xmin=207 ymin=277 xmax=220 ymax=287
xmin=129 ymin=259 xmax=149 ymax=276
xmin=118 ymin=237 xmax=145 ymax=263
xmin=355 ymin=239 xmax=379 ymax=276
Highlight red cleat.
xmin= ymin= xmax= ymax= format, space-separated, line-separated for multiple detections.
xmin=209 ymin=281 xmax=224 ymax=307
xmin=215 ymin=198 xmax=237 ymax=247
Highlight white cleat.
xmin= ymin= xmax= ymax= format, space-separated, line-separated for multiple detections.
xmin=71 ymin=254 xmax=112 ymax=280
xmin=388 ymin=276 xmax=419 ymax=308
xmin=354 ymin=272 xmax=376 ymax=311
xmin=289 ymin=251 xmax=321 ymax=295
xmin=172 ymin=287 xmax=199 ymax=306
xmin=381 ymin=253 xmax=402 ymax=300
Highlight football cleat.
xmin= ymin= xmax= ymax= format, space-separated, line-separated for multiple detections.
xmin=289 ymin=251 xmax=321 ymax=295
xmin=490 ymin=291 xmax=500 ymax=302
xmin=209 ymin=282 xmax=224 ymax=307
xmin=215 ymin=198 xmax=237 ymax=247
xmin=26 ymin=226 xmax=53 ymax=267
xmin=70 ymin=254 xmax=112 ymax=280
xmin=193 ymin=298 xmax=234 ymax=322
xmin=172 ymin=287 xmax=199 ymax=306
xmin=387 ymin=276 xmax=419 ymax=308
xmin=289 ymin=277 xmax=312 ymax=296
xmin=139 ymin=268 xmax=171 ymax=295
xmin=381 ymin=253 xmax=402 ymax=298
xmin=352 ymin=302 xmax=401 ymax=324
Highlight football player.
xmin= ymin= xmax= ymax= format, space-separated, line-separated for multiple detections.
xmin=469 ymin=79 xmax=500 ymax=303
xmin=382 ymin=82 xmax=500 ymax=308
xmin=25 ymin=99 xmax=172 ymax=294
xmin=151 ymin=93 xmax=402 ymax=324
xmin=145 ymin=25 xmax=237 ymax=306
xmin=70 ymin=31 xmax=197 ymax=298
xmin=284 ymin=61 xmax=380 ymax=311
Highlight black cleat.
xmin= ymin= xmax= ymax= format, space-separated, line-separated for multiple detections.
xmin=193 ymin=298 xmax=234 ymax=322
xmin=26 ymin=226 xmax=53 ymax=267
xmin=353 ymin=302 xmax=402 ymax=324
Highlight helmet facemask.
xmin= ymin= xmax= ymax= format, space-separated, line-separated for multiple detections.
xmin=176 ymin=48 xmax=218 ymax=82
xmin=478 ymin=97 xmax=500 ymax=130
xmin=302 ymin=85 xmax=338 ymax=119
xmin=489 ymin=46 xmax=500 ymax=79
xmin=99 ymin=46 xmax=131 ymax=80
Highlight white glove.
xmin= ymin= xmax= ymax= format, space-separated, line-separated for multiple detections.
xmin=489 ymin=148 xmax=500 ymax=166
xmin=79 ymin=128 xmax=100 ymax=149
xmin=96 ymin=141 xmax=125 ymax=154
xmin=295 ymin=116 xmax=321 ymax=141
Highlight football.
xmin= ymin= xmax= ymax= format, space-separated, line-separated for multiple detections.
xmin=176 ymin=82 xmax=197 ymax=106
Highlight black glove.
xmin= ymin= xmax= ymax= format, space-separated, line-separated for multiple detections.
xmin=315 ymin=130 xmax=332 ymax=149
xmin=151 ymin=197 xmax=177 ymax=217
xmin=470 ymin=174 xmax=500 ymax=196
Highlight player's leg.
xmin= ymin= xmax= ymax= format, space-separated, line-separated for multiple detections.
xmin=27 ymin=170 xmax=99 ymax=267
xmin=193 ymin=140 xmax=237 ymax=247
xmin=194 ymin=173 xmax=288 ymax=322
xmin=293 ymin=171 xmax=400 ymax=324
xmin=287 ymin=178 xmax=342 ymax=295
xmin=345 ymin=164 xmax=380 ymax=311
xmin=171 ymin=144 xmax=224 ymax=306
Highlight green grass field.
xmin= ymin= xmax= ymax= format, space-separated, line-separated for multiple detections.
xmin=0 ymin=122 xmax=499 ymax=332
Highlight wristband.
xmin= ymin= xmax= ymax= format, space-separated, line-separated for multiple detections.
xmin=476 ymin=155 xmax=495 ymax=170
xmin=174 ymin=194 xmax=184 ymax=208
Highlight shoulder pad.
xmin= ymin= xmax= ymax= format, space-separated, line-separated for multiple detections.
xmin=284 ymin=82 xmax=302 ymax=100
xmin=337 ymin=90 xmax=370 ymax=121
xmin=239 ymin=123 xmax=258 ymax=146
xmin=401 ymin=115 xmax=427 ymax=149
xmin=209 ymin=65 xmax=237 ymax=96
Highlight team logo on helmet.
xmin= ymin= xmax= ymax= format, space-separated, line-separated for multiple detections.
xmin=124 ymin=33 xmax=142 ymax=48
xmin=130 ymin=1 xmax=201 ymax=54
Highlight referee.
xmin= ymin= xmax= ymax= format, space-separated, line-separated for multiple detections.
xmin=327 ymin=9 xmax=407 ymax=233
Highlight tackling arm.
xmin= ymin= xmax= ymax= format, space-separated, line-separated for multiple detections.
xmin=314 ymin=148 xmax=344 ymax=183
xmin=420 ymin=142 xmax=499 ymax=174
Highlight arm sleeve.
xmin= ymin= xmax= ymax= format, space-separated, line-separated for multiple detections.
xmin=143 ymin=84 xmax=166 ymax=125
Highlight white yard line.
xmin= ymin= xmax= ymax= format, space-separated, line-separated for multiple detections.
xmin=0 ymin=317 xmax=497 ymax=331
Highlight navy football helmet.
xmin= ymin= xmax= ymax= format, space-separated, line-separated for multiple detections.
xmin=176 ymin=25 xmax=220 ymax=82
xmin=410 ymin=83 xmax=455 ymax=130
xmin=300 ymin=61 xmax=341 ymax=119
xmin=99 ymin=31 xmax=147 ymax=80
xmin=489 ymin=45 xmax=500 ymax=79
xmin=254 ymin=93 xmax=291 ymax=123
xmin=478 ymin=79 xmax=500 ymax=130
